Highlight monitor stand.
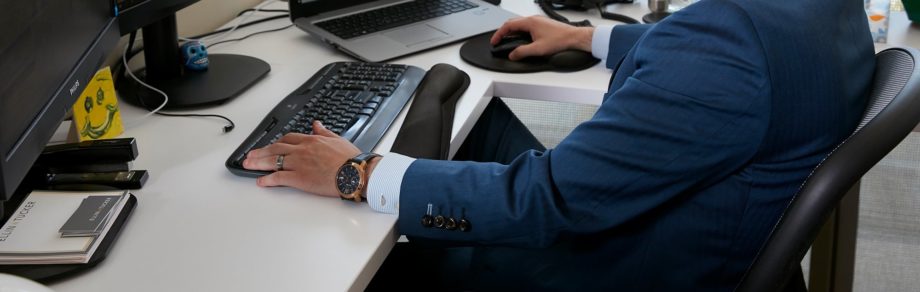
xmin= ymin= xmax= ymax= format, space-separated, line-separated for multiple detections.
xmin=117 ymin=14 xmax=270 ymax=109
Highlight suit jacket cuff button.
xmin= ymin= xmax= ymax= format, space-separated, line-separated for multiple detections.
xmin=434 ymin=215 xmax=446 ymax=228
xmin=421 ymin=215 xmax=433 ymax=227
xmin=458 ymin=218 xmax=471 ymax=232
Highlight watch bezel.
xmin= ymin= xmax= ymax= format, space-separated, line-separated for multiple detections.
xmin=336 ymin=160 xmax=366 ymax=202
xmin=336 ymin=153 xmax=380 ymax=203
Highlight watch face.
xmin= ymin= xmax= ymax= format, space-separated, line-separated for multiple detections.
xmin=336 ymin=164 xmax=361 ymax=195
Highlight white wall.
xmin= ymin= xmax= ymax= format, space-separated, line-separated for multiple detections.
xmin=175 ymin=0 xmax=264 ymax=37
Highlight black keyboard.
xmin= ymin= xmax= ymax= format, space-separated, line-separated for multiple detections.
xmin=226 ymin=62 xmax=426 ymax=177
xmin=315 ymin=0 xmax=479 ymax=40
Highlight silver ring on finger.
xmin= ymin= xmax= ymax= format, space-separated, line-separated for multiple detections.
xmin=275 ymin=154 xmax=286 ymax=171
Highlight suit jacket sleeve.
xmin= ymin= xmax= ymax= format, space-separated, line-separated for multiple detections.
xmin=397 ymin=1 xmax=771 ymax=248
xmin=606 ymin=24 xmax=651 ymax=69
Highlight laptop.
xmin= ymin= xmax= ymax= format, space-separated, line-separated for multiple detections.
xmin=289 ymin=0 xmax=517 ymax=62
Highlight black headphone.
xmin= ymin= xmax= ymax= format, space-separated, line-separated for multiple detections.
xmin=539 ymin=0 xmax=639 ymax=26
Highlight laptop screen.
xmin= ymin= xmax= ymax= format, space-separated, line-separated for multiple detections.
xmin=291 ymin=0 xmax=380 ymax=18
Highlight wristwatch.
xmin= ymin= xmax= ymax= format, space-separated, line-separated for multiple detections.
xmin=336 ymin=153 xmax=381 ymax=203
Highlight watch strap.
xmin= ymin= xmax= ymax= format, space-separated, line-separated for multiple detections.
xmin=350 ymin=152 xmax=381 ymax=164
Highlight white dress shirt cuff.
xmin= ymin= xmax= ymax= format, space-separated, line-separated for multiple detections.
xmin=591 ymin=25 xmax=615 ymax=60
xmin=366 ymin=152 xmax=415 ymax=215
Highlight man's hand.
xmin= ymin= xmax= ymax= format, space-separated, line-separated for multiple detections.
xmin=242 ymin=121 xmax=365 ymax=198
xmin=490 ymin=16 xmax=594 ymax=61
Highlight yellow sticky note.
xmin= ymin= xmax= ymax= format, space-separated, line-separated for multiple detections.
xmin=72 ymin=67 xmax=124 ymax=141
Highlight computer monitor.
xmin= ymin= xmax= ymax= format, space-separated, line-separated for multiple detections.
xmin=115 ymin=0 xmax=270 ymax=109
xmin=0 ymin=1 xmax=121 ymax=201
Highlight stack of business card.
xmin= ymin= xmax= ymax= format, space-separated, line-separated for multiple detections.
xmin=59 ymin=195 xmax=123 ymax=237
xmin=0 ymin=190 xmax=129 ymax=265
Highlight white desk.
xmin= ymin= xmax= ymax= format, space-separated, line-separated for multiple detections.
xmin=47 ymin=1 xmax=634 ymax=291
xmin=47 ymin=1 xmax=920 ymax=291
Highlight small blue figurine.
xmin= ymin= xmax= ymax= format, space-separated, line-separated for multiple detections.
xmin=180 ymin=41 xmax=209 ymax=71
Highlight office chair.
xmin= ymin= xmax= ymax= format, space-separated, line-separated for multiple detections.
xmin=736 ymin=47 xmax=920 ymax=292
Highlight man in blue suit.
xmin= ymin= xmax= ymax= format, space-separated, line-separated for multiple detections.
xmin=243 ymin=0 xmax=874 ymax=289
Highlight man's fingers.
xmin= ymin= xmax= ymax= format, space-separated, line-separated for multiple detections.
xmin=242 ymin=155 xmax=275 ymax=171
xmin=491 ymin=17 xmax=529 ymax=44
xmin=257 ymin=171 xmax=298 ymax=188
xmin=246 ymin=142 xmax=297 ymax=159
xmin=313 ymin=121 xmax=338 ymax=138
xmin=508 ymin=43 xmax=543 ymax=61
xmin=277 ymin=132 xmax=315 ymax=145
xmin=243 ymin=154 xmax=293 ymax=171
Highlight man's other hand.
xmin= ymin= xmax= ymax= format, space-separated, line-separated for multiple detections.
xmin=490 ymin=16 xmax=594 ymax=61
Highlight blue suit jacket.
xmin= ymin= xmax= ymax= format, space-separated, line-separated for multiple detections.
xmin=397 ymin=0 xmax=874 ymax=290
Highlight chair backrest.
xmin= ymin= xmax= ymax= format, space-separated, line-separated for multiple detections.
xmin=736 ymin=47 xmax=920 ymax=292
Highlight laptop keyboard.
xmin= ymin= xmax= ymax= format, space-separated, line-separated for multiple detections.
xmin=226 ymin=62 xmax=426 ymax=177
xmin=315 ymin=0 xmax=479 ymax=40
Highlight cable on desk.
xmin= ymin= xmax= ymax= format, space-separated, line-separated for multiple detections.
xmin=207 ymin=24 xmax=294 ymax=49
xmin=120 ymin=31 xmax=237 ymax=133
xmin=145 ymin=112 xmax=236 ymax=133
xmin=113 ymin=12 xmax=291 ymax=95
xmin=181 ymin=0 xmax=282 ymax=44
xmin=115 ymin=14 xmax=290 ymax=76
xmin=237 ymin=8 xmax=289 ymax=16
xmin=121 ymin=31 xmax=169 ymax=128
xmin=115 ymin=3 xmax=294 ymax=132
xmin=113 ymin=7 xmax=291 ymax=88
xmin=539 ymin=0 xmax=592 ymax=27
xmin=594 ymin=2 xmax=639 ymax=24
xmin=538 ymin=0 xmax=639 ymax=26
xmin=188 ymin=14 xmax=290 ymax=40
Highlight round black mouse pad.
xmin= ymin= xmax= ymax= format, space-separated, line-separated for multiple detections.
xmin=459 ymin=32 xmax=600 ymax=74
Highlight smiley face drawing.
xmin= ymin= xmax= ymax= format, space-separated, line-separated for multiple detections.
xmin=74 ymin=67 xmax=126 ymax=141
xmin=79 ymin=85 xmax=119 ymax=139
xmin=73 ymin=67 xmax=123 ymax=141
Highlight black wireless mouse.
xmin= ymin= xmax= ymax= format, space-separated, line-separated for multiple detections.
xmin=490 ymin=34 xmax=533 ymax=59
